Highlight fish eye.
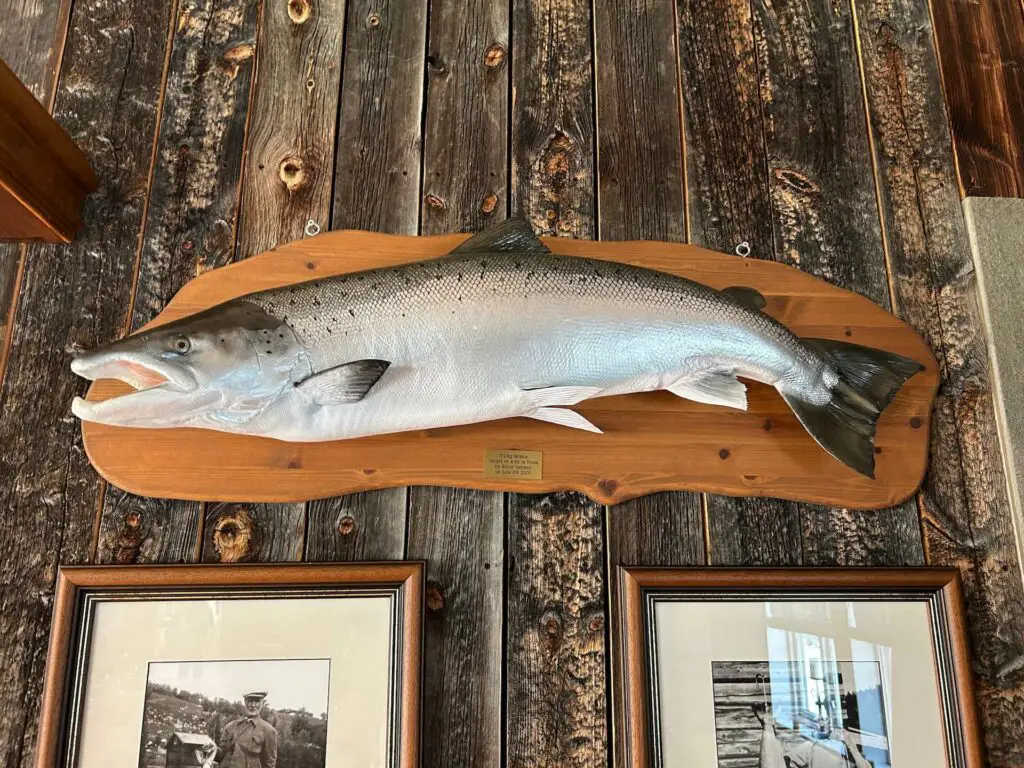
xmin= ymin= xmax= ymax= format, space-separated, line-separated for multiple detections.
xmin=173 ymin=336 xmax=191 ymax=354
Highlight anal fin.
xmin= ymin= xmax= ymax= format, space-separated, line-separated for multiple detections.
xmin=667 ymin=372 xmax=747 ymax=410
xmin=523 ymin=384 xmax=603 ymax=407
xmin=527 ymin=407 xmax=603 ymax=433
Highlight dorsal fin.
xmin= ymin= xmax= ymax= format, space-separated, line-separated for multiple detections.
xmin=721 ymin=286 xmax=767 ymax=312
xmin=448 ymin=217 xmax=550 ymax=254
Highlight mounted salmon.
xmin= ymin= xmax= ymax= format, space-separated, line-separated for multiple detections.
xmin=73 ymin=222 xmax=938 ymax=508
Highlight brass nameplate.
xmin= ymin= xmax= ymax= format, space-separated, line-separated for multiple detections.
xmin=484 ymin=449 xmax=542 ymax=480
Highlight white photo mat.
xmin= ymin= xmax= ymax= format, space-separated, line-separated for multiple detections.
xmin=651 ymin=599 xmax=947 ymax=767
xmin=75 ymin=595 xmax=394 ymax=768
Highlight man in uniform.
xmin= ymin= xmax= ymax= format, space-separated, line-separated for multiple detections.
xmin=202 ymin=689 xmax=278 ymax=768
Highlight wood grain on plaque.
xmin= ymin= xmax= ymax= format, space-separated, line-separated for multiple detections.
xmin=81 ymin=230 xmax=938 ymax=510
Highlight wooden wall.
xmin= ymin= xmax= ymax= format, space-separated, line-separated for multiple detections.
xmin=0 ymin=0 xmax=1022 ymax=766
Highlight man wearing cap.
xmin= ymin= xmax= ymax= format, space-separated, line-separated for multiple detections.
xmin=202 ymin=690 xmax=278 ymax=768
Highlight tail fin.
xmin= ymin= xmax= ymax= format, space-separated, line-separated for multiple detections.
xmin=780 ymin=338 xmax=925 ymax=478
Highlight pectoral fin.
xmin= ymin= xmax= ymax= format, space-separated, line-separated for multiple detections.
xmin=667 ymin=373 xmax=747 ymax=410
xmin=527 ymin=407 xmax=603 ymax=433
xmin=295 ymin=359 xmax=390 ymax=405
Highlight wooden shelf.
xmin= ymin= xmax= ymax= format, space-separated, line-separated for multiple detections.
xmin=81 ymin=230 xmax=938 ymax=509
xmin=0 ymin=56 xmax=95 ymax=242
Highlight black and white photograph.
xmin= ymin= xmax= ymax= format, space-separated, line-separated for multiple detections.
xmin=139 ymin=658 xmax=330 ymax=768
xmin=711 ymin=660 xmax=891 ymax=768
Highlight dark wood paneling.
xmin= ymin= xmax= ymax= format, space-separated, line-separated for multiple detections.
xmin=506 ymin=2 xmax=604 ymax=765
xmin=420 ymin=0 xmax=508 ymax=232
xmin=306 ymin=0 xmax=429 ymax=565
xmin=676 ymin=0 xmax=802 ymax=567
xmin=332 ymin=0 xmax=426 ymax=235
xmin=409 ymin=3 xmax=509 ymax=766
xmin=306 ymin=491 xmax=407 ymax=562
xmin=0 ymin=0 xmax=73 ymax=385
xmin=96 ymin=0 xmax=260 ymax=567
xmin=857 ymin=0 xmax=1024 ymax=761
xmin=0 ymin=0 xmax=175 ymax=762
xmin=407 ymin=487 xmax=504 ymax=768
xmin=931 ymin=0 xmax=1024 ymax=197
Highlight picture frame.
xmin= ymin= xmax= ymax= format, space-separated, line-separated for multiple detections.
xmin=36 ymin=562 xmax=423 ymax=768
xmin=616 ymin=567 xmax=983 ymax=768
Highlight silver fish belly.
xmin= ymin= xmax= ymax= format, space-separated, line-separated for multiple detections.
xmin=70 ymin=218 xmax=923 ymax=477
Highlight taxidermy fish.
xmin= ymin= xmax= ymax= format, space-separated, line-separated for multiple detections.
xmin=71 ymin=218 xmax=923 ymax=477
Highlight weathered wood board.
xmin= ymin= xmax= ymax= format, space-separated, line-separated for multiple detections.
xmin=81 ymin=229 xmax=938 ymax=509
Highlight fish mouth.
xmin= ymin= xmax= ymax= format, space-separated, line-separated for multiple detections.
xmin=69 ymin=350 xmax=211 ymax=427
xmin=70 ymin=351 xmax=195 ymax=392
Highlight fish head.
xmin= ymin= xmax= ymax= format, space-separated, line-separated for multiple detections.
xmin=70 ymin=301 xmax=310 ymax=430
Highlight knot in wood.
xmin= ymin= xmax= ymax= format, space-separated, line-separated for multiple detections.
xmin=588 ymin=614 xmax=605 ymax=633
xmin=426 ymin=54 xmax=446 ymax=74
xmin=287 ymin=0 xmax=312 ymax=24
xmin=543 ymin=132 xmax=572 ymax=180
xmin=366 ymin=11 xmax=381 ymax=27
xmin=718 ymin=448 xmax=731 ymax=460
xmin=480 ymin=193 xmax=498 ymax=214
xmin=337 ymin=514 xmax=356 ymax=536
xmin=426 ymin=581 xmax=445 ymax=613
xmin=541 ymin=610 xmax=563 ymax=653
xmin=424 ymin=193 xmax=446 ymax=212
xmin=483 ymin=43 xmax=506 ymax=69
xmin=774 ymin=167 xmax=820 ymax=194
xmin=910 ymin=416 xmax=922 ymax=429
xmin=279 ymin=156 xmax=308 ymax=193
xmin=212 ymin=504 xmax=255 ymax=563
xmin=597 ymin=478 xmax=618 ymax=496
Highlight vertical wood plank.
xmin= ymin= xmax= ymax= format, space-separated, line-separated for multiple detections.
xmin=0 ymin=0 xmax=175 ymax=762
xmin=856 ymin=0 xmax=1024 ymax=760
xmin=305 ymin=0 xmax=428 ymax=564
xmin=0 ymin=0 xmax=73 ymax=385
xmin=203 ymin=0 xmax=348 ymax=561
xmin=407 ymin=2 xmax=508 ymax=766
xmin=420 ymin=0 xmax=508 ymax=232
xmin=235 ymin=0 xmax=346 ymax=259
xmin=95 ymin=0 xmax=261 ymax=566
xmin=506 ymin=2 xmax=604 ymax=765
xmin=331 ymin=0 xmax=426 ymax=235
xmin=407 ymin=487 xmax=504 ymax=768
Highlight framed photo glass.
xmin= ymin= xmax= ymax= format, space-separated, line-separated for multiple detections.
xmin=37 ymin=563 xmax=422 ymax=768
xmin=617 ymin=568 xmax=982 ymax=768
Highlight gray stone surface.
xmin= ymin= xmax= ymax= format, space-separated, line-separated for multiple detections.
xmin=964 ymin=196 xmax=1024 ymax=564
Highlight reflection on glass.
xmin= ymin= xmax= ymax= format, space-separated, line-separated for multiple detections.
xmin=711 ymin=602 xmax=894 ymax=767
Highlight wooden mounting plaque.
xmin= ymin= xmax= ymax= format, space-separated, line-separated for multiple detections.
xmin=82 ymin=231 xmax=939 ymax=508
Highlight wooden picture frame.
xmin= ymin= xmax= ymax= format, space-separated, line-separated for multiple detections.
xmin=616 ymin=567 xmax=983 ymax=768
xmin=36 ymin=562 xmax=423 ymax=768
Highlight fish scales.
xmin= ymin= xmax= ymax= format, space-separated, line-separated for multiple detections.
xmin=246 ymin=252 xmax=813 ymax=374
